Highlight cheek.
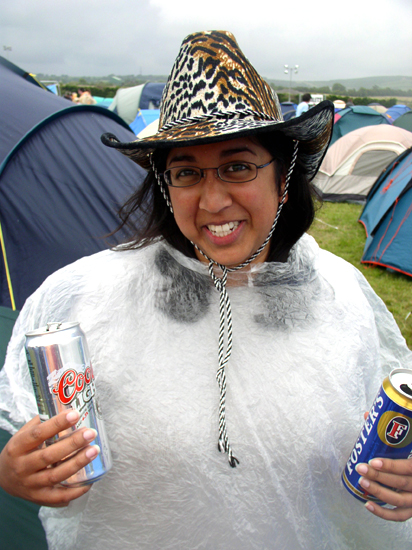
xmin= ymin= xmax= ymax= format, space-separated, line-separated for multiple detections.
xmin=244 ymin=185 xmax=279 ymax=220
xmin=169 ymin=190 xmax=199 ymax=228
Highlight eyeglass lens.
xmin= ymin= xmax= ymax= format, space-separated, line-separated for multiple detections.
xmin=165 ymin=161 xmax=258 ymax=187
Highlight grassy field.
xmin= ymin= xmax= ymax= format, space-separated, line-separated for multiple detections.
xmin=308 ymin=201 xmax=412 ymax=350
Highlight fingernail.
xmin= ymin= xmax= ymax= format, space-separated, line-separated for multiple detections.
xmin=369 ymin=458 xmax=383 ymax=469
xmin=356 ymin=463 xmax=368 ymax=475
xmin=83 ymin=429 xmax=97 ymax=442
xmin=66 ymin=410 xmax=79 ymax=423
xmin=359 ymin=476 xmax=370 ymax=489
xmin=365 ymin=502 xmax=375 ymax=513
xmin=85 ymin=445 xmax=100 ymax=459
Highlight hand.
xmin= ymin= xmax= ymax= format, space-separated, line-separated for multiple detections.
xmin=0 ymin=410 xmax=100 ymax=507
xmin=356 ymin=458 xmax=412 ymax=521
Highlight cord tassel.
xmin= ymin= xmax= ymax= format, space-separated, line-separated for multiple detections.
xmin=209 ymin=263 xmax=239 ymax=467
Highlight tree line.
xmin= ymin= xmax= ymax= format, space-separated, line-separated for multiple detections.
xmin=59 ymin=82 xmax=411 ymax=108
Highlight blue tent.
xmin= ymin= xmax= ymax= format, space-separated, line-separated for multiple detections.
xmin=46 ymin=83 xmax=58 ymax=94
xmin=94 ymin=96 xmax=114 ymax=109
xmin=386 ymin=105 xmax=411 ymax=122
xmin=280 ymin=102 xmax=296 ymax=121
xmin=139 ymin=82 xmax=165 ymax=108
xmin=0 ymin=55 xmax=146 ymax=310
xmin=359 ymin=147 xmax=412 ymax=278
xmin=331 ymin=106 xmax=390 ymax=146
xmin=130 ymin=109 xmax=160 ymax=135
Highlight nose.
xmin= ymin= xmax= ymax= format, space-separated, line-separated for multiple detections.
xmin=198 ymin=168 xmax=233 ymax=213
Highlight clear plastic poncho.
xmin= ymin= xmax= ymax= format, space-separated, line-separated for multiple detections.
xmin=1 ymin=234 xmax=412 ymax=549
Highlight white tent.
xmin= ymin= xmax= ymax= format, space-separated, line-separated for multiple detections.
xmin=109 ymin=84 xmax=146 ymax=124
xmin=109 ymin=82 xmax=165 ymax=125
xmin=313 ymin=125 xmax=412 ymax=201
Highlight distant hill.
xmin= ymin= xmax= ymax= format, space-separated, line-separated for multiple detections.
xmin=36 ymin=73 xmax=412 ymax=92
xmin=266 ymin=75 xmax=412 ymax=92
xmin=36 ymin=73 xmax=168 ymax=85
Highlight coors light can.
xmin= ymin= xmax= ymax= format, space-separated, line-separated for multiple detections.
xmin=342 ymin=368 xmax=412 ymax=504
xmin=25 ymin=321 xmax=112 ymax=487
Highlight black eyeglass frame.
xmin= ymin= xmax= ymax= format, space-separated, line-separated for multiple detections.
xmin=161 ymin=159 xmax=275 ymax=188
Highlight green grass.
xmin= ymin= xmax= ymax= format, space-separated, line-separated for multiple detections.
xmin=308 ymin=201 xmax=412 ymax=350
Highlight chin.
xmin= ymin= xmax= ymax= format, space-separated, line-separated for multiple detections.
xmin=206 ymin=250 xmax=255 ymax=269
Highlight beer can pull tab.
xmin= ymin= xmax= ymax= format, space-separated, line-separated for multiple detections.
xmin=46 ymin=322 xmax=63 ymax=332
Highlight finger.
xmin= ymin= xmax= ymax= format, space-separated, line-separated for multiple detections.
xmin=369 ymin=457 xmax=412 ymax=477
xmin=24 ymin=428 xmax=98 ymax=474
xmin=364 ymin=500 xmax=412 ymax=522
xmin=356 ymin=459 xmax=412 ymax=492
xmin=358 ymin=475 xmax=412 ymax=508
xmin=11 ymin=410 xmax=80 ymax=453
xmin=35 ymin=444 xmax=101 ymax=488
xmin=18 ymin=415 xmax=42 ymax=433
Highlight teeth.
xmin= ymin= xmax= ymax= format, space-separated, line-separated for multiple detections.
xmin=207 ymin=221 xmax=239 ymax=237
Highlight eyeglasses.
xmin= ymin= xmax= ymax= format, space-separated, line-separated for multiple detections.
xmin=162 ymin=159 xmax=275 ymax=188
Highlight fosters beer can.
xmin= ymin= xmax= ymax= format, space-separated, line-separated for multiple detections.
xmin=25 ymin=322 xmax=112 ymax=487
xmin=342 ymin=368 xmax=412 ymax=504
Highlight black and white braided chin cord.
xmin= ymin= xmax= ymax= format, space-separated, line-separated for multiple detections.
xmin=153 ymin=140 xmax=299 ymax=467
xmin=150 ymin=158 xmax=174 ymax=213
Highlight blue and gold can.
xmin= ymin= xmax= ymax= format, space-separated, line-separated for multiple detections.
xmin=342 ymin=368 xmax=412 ymax=504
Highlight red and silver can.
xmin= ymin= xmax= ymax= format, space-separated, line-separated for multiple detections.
xmin=25 ymin=321 xmax=112 ymax=487
xmin=342 ymin=368 xmax=412 ymax=504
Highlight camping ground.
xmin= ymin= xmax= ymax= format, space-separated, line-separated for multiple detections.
xmin=309 ymin=201 xmax=412 ymax=349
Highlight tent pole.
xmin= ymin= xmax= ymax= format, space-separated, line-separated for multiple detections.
xmin=0 ymin=220 xmax=16 ymax=310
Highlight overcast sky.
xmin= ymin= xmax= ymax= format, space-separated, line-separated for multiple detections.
xmin=1 ymin=0 xmax=411 ymax=82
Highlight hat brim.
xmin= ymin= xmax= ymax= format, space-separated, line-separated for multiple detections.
xmin=101 ymin=100 xmax=334 ymax=181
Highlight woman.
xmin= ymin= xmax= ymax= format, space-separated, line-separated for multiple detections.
xmin=1 ymin=30 xmax=412 ymax=549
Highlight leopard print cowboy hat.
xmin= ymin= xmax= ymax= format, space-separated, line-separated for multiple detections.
xmin=101 ymin=30 xmax=334 ymax=181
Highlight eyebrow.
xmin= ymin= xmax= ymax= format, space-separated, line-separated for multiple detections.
xmin=167 ymin=146 xmax=258 ymax=165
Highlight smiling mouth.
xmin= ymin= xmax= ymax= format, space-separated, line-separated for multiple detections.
xmin=207 ymin=221 xmax=240 ymax=237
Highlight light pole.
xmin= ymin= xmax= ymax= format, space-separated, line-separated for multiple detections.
xmin=3 ymin=46 xmax=12 ymax=60
xmin=284 ymin=64 xmax=299 ymax=102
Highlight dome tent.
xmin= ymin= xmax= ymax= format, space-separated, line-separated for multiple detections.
xmin=0 ymin=55 xmax=146 ymax=311
xmin=130 ymin=108 xmax=160 ymax=135
xmin=109 ymin=82 xmax=166 ymax=126
xmin=313 ymin=125 xmax=412 ymax=202
xmin=367 ymin=102 xmax=387 ymax=114
xmin=280 ymin=102 xmax=296 ymax=121
xmin=394 ymin=111 xmax=412 ymax=132
xmin=359 ymin=147 xmax=412 ymax=278
xmin=386 ymin=104 xmax=411 ymax=122
xmin=331 ymin=105 xmax=390 ymax=146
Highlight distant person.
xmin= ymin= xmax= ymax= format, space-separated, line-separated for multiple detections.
xmin=295 ymin=92 xmax=312 ymax=117
xmin=76 ymin=88 xmax=97 ymax=105
xmin=346 ymin=99 xmax=354 ymax=107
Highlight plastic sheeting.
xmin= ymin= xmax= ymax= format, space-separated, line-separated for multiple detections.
xmin=1 ymin=235 xmax=412 ymax=549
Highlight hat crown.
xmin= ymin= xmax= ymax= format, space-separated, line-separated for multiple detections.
xmin=159 ymin=30 xmax=282 ymax=128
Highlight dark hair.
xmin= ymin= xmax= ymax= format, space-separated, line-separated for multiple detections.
xmin=113 ymin=132 xmax=319 ymax=262
xmin=302 ymin=93 xmax=312 ymax=103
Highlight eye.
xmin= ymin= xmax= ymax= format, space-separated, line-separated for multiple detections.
xmin=224 ymin=162 xmax=252 ymax=173
xmin=175 ymin=167 xmax=200 ymax=179
xmin=220 ymin=161 xmax=255 ymax=182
